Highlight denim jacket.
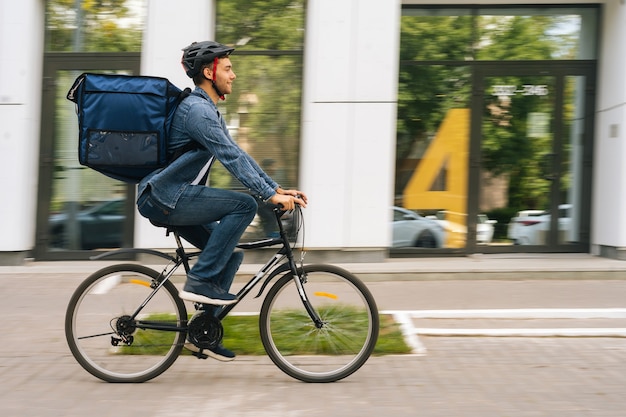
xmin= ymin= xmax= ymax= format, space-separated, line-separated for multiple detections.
xmin=138 ymin=87 xmax=278 ymax=210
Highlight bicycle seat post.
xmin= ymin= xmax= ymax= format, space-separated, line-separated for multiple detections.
xmin=171 ymin=229 xmax=191 ymax=273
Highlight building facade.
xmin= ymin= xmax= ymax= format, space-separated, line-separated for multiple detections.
xmin=1 ymin=0 xmax=625 ymax=265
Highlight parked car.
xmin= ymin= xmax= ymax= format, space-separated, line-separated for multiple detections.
xmin=507 ymin=204 xmax=572 ymax=245
xmin=476 ymin=214 xmax=497 ymax=244
xmin=507 ymin=209 xmax=544 ymax=243
xmin=49 ymin=198 xmax=125 ymax=249
xmin=427 ymin=212 xmax=497 ymax=246
xmin=392 ymin=206 xmax=445 ymax=248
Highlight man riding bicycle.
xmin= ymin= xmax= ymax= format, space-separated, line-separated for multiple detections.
xmin=136 ymin=40 xmax=307 ymax=361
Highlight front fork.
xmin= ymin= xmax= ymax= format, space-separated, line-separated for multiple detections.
xmin=290 ymin=267 xmax=325 ymax=328
xmin=273 ymin=207 xmax=325 ymax=328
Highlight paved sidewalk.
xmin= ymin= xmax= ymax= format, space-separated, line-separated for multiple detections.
xmin=3 ymin=338 xmax=625 ymax=417
xmin=1 ymin=256 xmax=626 ymax=417
xmin=3 ymin=252 xmax=626 ymax=281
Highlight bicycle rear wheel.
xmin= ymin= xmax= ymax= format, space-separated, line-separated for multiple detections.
xmin=65 ymin=264 xmax=187 ymax=383
xmin=259 ymin=264 xmax=379 ymax=382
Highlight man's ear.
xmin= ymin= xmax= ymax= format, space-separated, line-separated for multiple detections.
xmin=203 ymin=66 xmax=212 ymax=80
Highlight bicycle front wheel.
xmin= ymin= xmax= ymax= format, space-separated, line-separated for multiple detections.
xmin=259 ymin=264 xmax=379 ymax=382
xmin=65 ymin=264 xmax=187 ymax=383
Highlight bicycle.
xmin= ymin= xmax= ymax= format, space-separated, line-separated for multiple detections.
xmin=65 ymin=205 xmax=379 ymax=383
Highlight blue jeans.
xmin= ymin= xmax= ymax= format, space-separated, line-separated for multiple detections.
xmin=137 ymin=185 xmax=257 ymax=292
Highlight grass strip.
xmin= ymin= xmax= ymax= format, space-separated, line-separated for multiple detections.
xmin=125 ymin=311 xmax=412 ymax=356
xmin=185 ymin=312 xmax=411 ymax=356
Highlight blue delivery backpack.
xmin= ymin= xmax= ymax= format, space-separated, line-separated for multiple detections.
xmin=66 ymin=73 xmax=191 ymax=183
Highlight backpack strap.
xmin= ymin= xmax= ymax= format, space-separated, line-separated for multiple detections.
xmin=169 ymin=87 xmax=200 ymax=162
xmin=170 ymin=88 xmax=214 ymax=185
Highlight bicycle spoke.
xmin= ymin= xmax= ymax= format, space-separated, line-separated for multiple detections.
xmin=65 ymin=264 xmax=187 ymax=383
xmin=260 ymin=265 xmax=379 ymax=382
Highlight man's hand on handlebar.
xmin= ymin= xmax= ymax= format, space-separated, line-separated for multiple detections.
xmin=269 ymin=187 xmax=308 ymax=210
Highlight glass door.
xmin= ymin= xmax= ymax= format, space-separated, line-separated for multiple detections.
xmin=472 ymin=64 xmax=594 ymax=251
xmin=34 ymin=54 xmax=140 ymax=260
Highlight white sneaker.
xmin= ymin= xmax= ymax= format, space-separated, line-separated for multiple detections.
xmin=179 ymin=290 xmax=238 ymax=306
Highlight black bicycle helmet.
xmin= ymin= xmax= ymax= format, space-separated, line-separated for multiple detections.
xmin=181 ymin=41 xmax=235 ymax=78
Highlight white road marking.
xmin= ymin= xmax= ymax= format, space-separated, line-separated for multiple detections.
xmin=90 ymin=274 xmax=122 ymax=294
xmin=382 ymin=308 xmax=626 ymax=319
xmin=381 ymin=308 xmax=626 ymax=354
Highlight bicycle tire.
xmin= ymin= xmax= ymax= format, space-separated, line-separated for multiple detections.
xmin=65 ymin=264 xmax=187 ymax=383
xmin=259 ymin=264 xmax=379 ymax=382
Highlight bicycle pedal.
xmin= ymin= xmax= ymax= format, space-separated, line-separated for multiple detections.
xmin=191 ymin=349 xmax=209 ymax=360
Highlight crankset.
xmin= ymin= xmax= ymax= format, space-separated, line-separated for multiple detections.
xmin=187 ymin=311 xmax=223 ymax=351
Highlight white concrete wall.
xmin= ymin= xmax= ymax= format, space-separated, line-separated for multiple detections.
xmin=0 ymin=0 xmax=44 ymax=254
xmin=299 ymin=0 xmax=400 ymax=254
xmin=591 ymin=0 xmax=626 ymax=251
xmin=135 ymin=0 xmax=215 ymax=249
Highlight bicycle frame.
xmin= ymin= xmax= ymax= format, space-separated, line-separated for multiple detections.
xmin=91 ymin=206 xmax=323 ymax=332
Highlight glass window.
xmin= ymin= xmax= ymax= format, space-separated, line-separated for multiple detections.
xmin=216 ymin=0 xmax=305 ymax=51
xmin=210 ymin=54 xmax=303 ymax=191
xmin=476 ymin=9 xmax=597 ymax=60
xmin=215 ymin=0 xmax=305 ymax=239
xmin=45 ymin=0 xmax=145 ymax=52
xmin=48 ymin=70 xmax=131 ymax=251
xmin=400 ymin=12 xmax=474 ymax=61
xmin=397 ymin=5 xmax=598 ymax=250
xmin=396 ymin=63 xmax=472 ymax=249
xmin=402 ymin=6 xmax=598 ymax=61
xmin=40 ymin=1 xmax=143 ymax=256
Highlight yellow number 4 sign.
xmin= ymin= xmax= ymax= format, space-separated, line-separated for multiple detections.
xmin=403 ymin=109 xmax=469 ymax=247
